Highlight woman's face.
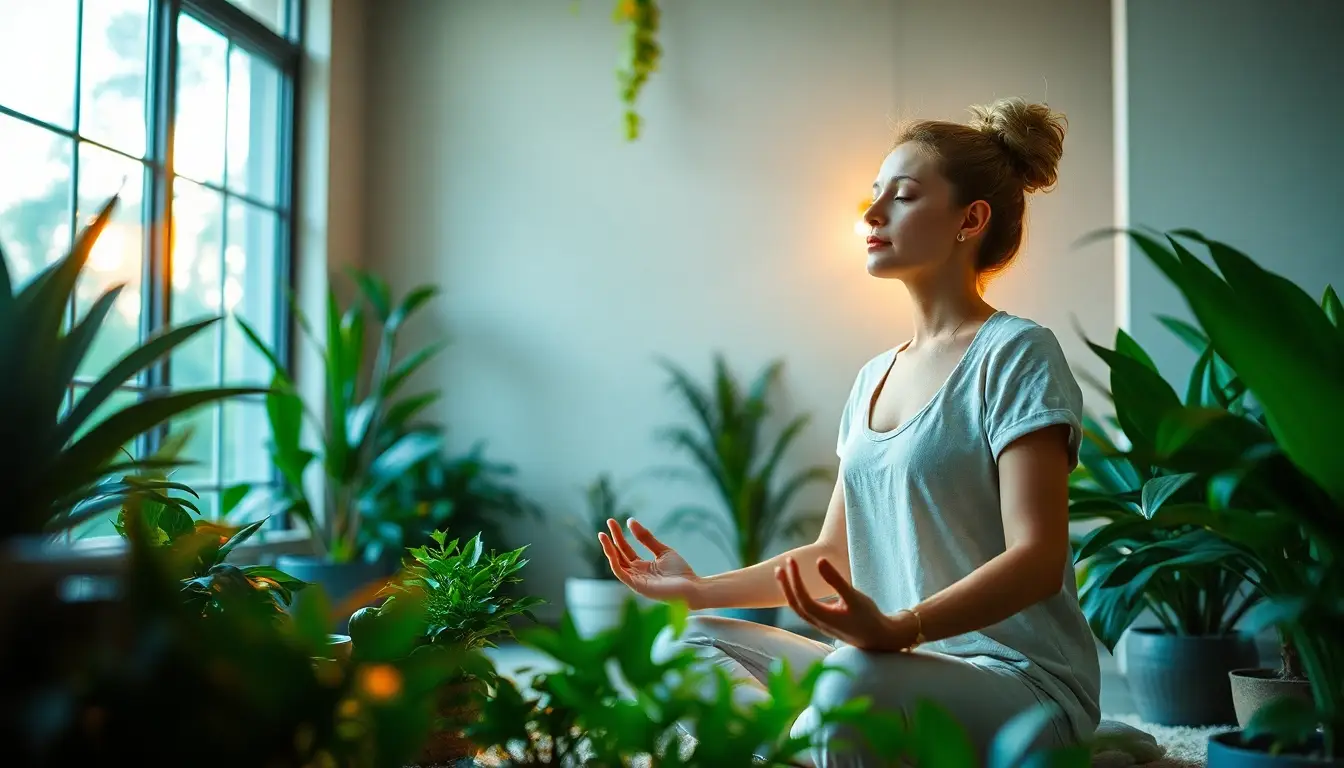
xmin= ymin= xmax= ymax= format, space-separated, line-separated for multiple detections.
xmin=862 ymin=142 xmax=969 ymax=280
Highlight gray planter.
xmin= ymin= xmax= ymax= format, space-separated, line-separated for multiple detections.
xmin=1124 ymin=627 xmax=1259 ymax=726
xmin=1208 ymin=730 xmax=1341 ymax=767
xmin=275 ymin=556 xmax=394 ymax=631
xmin=1230 ymin=668 xmax=1315 ymax=728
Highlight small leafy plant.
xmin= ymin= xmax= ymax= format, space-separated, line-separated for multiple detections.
xmin=375 ymin=529 xmax=545 ymax=653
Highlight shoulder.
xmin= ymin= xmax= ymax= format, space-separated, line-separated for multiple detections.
xmin=981 ymin=312 xmax=1070 ymax=364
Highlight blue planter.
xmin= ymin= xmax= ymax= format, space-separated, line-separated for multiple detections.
xmin=1208 ymin=731 xmax=1341 ymax=767
xmin=1124 ymin=628 xmax=1259 ymax=726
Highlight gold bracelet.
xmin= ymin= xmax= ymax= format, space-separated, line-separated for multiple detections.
xmin=900 ymin=607 xmax=926 ymax=651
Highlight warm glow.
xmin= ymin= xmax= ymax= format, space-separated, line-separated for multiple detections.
xmin=88 ymin=222 xmax=128 ymax=273
xmin=358 ymin=664 xmax=403 ymax=701
xmin=854 ymin=197 xmax=872 ymax=237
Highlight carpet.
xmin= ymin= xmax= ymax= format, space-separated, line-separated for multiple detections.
xmin=1091 ymin=714 xmax=1237 ymax=768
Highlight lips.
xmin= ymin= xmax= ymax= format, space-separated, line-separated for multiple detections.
xmin=866 ymin=236 xmax=892 ymax=249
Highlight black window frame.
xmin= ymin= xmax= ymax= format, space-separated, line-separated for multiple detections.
xmin=0 ymin=0 xmax=305 ymax=531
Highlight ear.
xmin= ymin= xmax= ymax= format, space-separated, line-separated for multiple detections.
xmin=959 ymin=200 xmax=992 ymax=240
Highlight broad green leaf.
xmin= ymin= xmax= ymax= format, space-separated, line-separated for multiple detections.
xmin=1114 ymin=329 xmax=1158 ymax=373
xmin=351 ymin=268 xmax=392 ymax=321
xmin=366 ymin=430 xmax=441 ymax=493
xmin=386 ymin=284 xmax=438 ymax=333
xmin=1139 ymin=473 xmax=1195 ymax=519
xmin=1085 ymin=337 xmax=1181 ymax=457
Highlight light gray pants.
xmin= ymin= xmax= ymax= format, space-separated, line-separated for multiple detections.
xmin=654 ymin=615 xmax=1071 ymax=767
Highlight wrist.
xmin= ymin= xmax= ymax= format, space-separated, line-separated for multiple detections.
xmin=886 ymin=607 xmax=924 ymax=652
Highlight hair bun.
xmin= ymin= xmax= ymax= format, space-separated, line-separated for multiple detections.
xmin=968 ymin=97 xmax=1067 ymax=193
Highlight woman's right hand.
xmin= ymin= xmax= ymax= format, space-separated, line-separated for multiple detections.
xmin=598 ymin=518 xmax=704 ymax=607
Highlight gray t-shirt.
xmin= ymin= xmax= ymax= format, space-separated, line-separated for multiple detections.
xmin=835 ymin=310 xmax=1100 ymax=740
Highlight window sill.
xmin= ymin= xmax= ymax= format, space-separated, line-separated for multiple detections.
xmin=1 ymin=528 xmax=317 ymax=575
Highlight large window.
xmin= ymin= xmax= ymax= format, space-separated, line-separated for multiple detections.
xmin=0 ymin=0 xmax=302 ymax=536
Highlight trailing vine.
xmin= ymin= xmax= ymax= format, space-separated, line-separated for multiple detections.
xmin=612 ymin=0 xmax=661 ymax=140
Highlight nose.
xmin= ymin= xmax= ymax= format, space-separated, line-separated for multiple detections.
xmin=864 ymin=202 xmax=887 ymax=230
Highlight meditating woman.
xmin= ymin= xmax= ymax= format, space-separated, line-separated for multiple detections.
xmin=598 ymin=97 xmax=1100 ymax=766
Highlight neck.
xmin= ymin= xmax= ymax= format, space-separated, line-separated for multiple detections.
xmin=902 ymin=266 xmax=995 ymax=343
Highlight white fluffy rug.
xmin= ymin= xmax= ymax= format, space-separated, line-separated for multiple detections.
xmin=1091 ymin=714 xmax=1237 ymax=768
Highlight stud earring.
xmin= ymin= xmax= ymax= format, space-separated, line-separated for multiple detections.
xmin=956 ymin=232 xmax=966 ymax=242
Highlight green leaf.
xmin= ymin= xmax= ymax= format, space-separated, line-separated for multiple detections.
xmin=366 ymin=430 xmax=441 ymax=493
xmin=1242 ymin=695 xmax=1321 ymax=748
xmin=1085 ymin=336 xmax=1182 ymax=457
xmin=1323 ymin=285 xmax=1344 ymax=329
xmin=1139 ymin=473 xmax=1195 ymax=519
xmin=1114 ymin=329 xmax=1158 ymax=373
xmin=386 ymin=284 xmax=438 ymax=333
xmin=989 ymin=702 xmax=1064 ymax=768
xmin=220 ymin=483 xmax=250 ymax=517
xmin=909 ymin=698 xmax=977 ymax=768
xmin=217 ymin=518 xmax=267 ymax=560
xmin=50 ymin=387 xmax=261 ymax=497
xmin=59 ymin=317 xmax=223 ymax=448
xmin=351 ymin=268 xmax=392 ymax=321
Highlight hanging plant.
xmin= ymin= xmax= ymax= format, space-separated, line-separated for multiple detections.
xmin=612 ymin=0 xmax=662 ymax=140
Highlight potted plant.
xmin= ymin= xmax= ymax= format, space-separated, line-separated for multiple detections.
xmin=362 ymin=440 xmax=544 ymax=565
xmin=1069 ymin=325 xmax=1262 ymax=725
xmin=231 ymin=268 xmax=446 ymax=617
xmin=655 ymin=354 xmax=833 ymax=625
xmin=0 ymin=194 xmax=259 ymax=553
xmin=349 ymin=529 xmax=544 ymax=766
xmin=563 ymin=472 xmax=645 ymax=638
xmin=1106 ymin=227 xmax=1343 ymax=765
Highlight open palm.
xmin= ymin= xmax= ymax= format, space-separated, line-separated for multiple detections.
xmin=598 ymin=518 xmax=702 ymax=605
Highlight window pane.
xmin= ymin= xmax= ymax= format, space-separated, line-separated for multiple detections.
xmin=223 ymin=199 xmax=278 ymax=385
xmin=76 ymin=143 xmax=146 ymax=381
xmin=79 ymin=0 xmax=151 ymax=158
xmin=226 ymin=0 xmax=288 ymax=37
xmin=0 ymin=116 xmax=73 ymax=287
xmin=0 ymin=0 xmax=79 ymax=128
xmin=173 ymin=404 xmax=219 ymax=486
xmin=174 ymin=14 xmax=228 ymax=186
xmin=226 ymin=47 xmax=281 ymax=205
xmin=170 ymin=179 xmax=224 ymax=387
xmin=222 ymin=399 xmax=270 ymax=483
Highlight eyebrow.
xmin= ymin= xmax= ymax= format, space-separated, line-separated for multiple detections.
xmin=872 ymin=174 xmax=920 ymax=191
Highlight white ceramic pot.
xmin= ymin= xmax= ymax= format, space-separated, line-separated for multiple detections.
xmin=564 ymin=577 xmax=641 ymax=638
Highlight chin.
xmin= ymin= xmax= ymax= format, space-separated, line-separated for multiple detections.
xmin=866 ymin=252 xmax=914 ymax=280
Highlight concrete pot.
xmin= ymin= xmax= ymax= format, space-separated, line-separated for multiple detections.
xmin=275 ymin=556 xmax=393 ymax=631
xmin=564 ymin=577 xmax=640 ymax=638
xmin=1124 ymin=628 xmax=1259 ymax=726
xmin=1230 ymin=668 xmax=1315 ymax=728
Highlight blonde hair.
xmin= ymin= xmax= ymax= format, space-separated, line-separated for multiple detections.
xmin=894 ymin=97 xmax=1067 ymax=280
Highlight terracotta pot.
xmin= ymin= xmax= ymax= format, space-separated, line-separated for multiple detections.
xmin=415 ymin=680 xmax=482 ymax=766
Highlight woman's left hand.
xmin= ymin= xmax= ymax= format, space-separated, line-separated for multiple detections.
xmin=776 ymin=556 xmax=915 ymax=653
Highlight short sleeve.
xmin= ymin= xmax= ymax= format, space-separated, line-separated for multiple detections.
xmin=983 ymin=326 xmax=1084 ymax=469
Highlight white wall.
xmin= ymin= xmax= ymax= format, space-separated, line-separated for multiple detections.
xmin=364 ymin=0 xmax=1115 ymax=622
xmin=1123 ymin=0 xmax=1344 ymax=381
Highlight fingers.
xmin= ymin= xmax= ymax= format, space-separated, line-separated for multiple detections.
xmin=777 ymin=557 xmax=829 ymax=632
xmin=627 ymin=518 xmax=671 ymax=557
xmin=816 ymin=558 xmax=858 ymax=602
xmin=598 ymin=531 xmax=632 ymax=570
xmin=606 ymin=519 xmax=641 ymax=563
